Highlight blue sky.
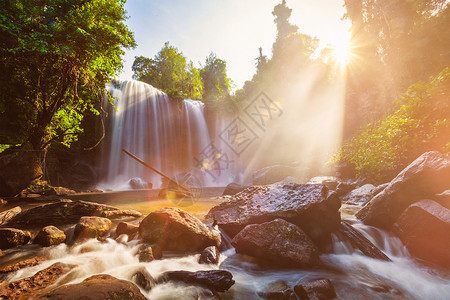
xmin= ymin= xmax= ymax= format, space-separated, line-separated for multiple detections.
xmin=119 ymin=0 xmax=351 ymax=89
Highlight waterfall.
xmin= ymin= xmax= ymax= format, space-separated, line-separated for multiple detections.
xmin=99 ymin=80 xmax=240 ymax=190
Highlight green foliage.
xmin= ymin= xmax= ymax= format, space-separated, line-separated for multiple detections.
xmin=200 ymin=53 xmax=232 ymax=106
xmin=132 ymin=42 xmax=203 ymax=100
xmin=331 ymin=68 xmax=450 ymax=182
xmin=0 ymin=0 xmax=136 ymax=151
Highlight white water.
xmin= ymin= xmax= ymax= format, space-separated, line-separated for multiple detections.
xmin=3 ymin=219 xmax=450 ymax=299
xmin=99 ymin=80 xmax=239 ymax=190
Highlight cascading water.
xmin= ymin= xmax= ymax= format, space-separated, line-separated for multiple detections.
xmin=99 ymin=80 xmax=239 ymax=190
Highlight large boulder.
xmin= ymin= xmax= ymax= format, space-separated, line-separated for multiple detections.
xmin=231 ymin=219 xmax=320 ymax=268
xmin=0 ymin=262 xmax=74 ymax=299
xmin=33 ymin=226 xmax=66 ymax=247
xmin=0 ymin=206 xmax=21 ymax=225
xmin=35 ymin=274 xmax=147 ymax=300
xmin=74 ymin=216 xmax=112 ymax=241
xmin=357 ymin=151 xmax=450 ymax=229
xmin=206 ymin=183 xmax=340 ymax=248
xmin=138 ymin=207 xmax=221 ymax=252
xmin=342 ymin=184 xmax=377 ymax=206
xmin=0 ymin=228 xmax=31 ymax=249
xmin=0 ymin=145 xmax=42 ymax=197
xmin=158 ymin=270 xmax=235 ymax=293
xmin=0 ymin=256 xmax=47 ymax=276
xmin=0 ymin=199 xmax=141 ymax=229
xmin=293 ymin=278 xmax=336 ymax=300
xmin=393 ymin=200 xmax=450 ymax=268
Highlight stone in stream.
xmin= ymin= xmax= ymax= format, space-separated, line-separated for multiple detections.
xmin=294 ymin=278 xmax=336 ymax=300
xmin=231 ymin=219 xmax=320 ymax=268
xmin=115 ymin=221 xmax=139 ymax=239
xmin=356 ymin=151 xmax=450 ymax=229
xmin=222 ymin=182 xmax=248 ymax=196
xmin=0 ymin=262 xmax=75 ymax=299
xmin=0 ymin=228 xmax=31 ymax=250
xmin=206 ymin=183 xmax=340 ymax=249
xmin=137 ymin=244 xmax=154 ymax=262
xmin=393 ymin=199 xmax=450 ymax=268
xmin=0 ymin=256 xmax=47 ymax=277
xmin=0 ymin=199 xmax=141 ymax=229
xmin=138 ymin=207 xmax=221 ymax=252
xmin=342 ymin=184 xmax=377 ymax=206
xmin=73 ymin=216 xmax=112 ymax=241
xmin=158 ymin=270 xmax=235 ymax=293
xmin=33 ymin=225 xmax=66 ymax=247
xmin=0 ymin=206 xmax=21 ymax=225
xmin=199 ymin=245 xmax=220 ymax=265
xmin=260 ymin=280 xmax=296 ymax=300
xmin=132 ymin=267 xmax=156 ymax=292
xmin=35 ymin=274 xmax=147 ymax=300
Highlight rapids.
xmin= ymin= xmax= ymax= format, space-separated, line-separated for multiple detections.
xmin=2 ymin=203 xmax=449 ymax=299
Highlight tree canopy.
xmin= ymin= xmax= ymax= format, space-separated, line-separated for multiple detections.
xmin=0 ymin=0 xmax=136 ymax=151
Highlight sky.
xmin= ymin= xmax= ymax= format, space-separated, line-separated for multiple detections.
xmin=119 ymin=0 xmax=351 ymax=90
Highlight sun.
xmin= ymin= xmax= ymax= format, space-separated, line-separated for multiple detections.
xmin=332 ymin=39 xmax=352 ymax=65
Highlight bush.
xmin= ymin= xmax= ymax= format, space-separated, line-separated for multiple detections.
xmin=332 ymin=68 xmax=450 ymax=183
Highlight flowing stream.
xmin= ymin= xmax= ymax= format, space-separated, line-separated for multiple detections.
xmin=2 ymin=203 xmax=449 ymax=299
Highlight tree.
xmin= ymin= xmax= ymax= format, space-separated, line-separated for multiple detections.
xmin=132 ymin=42 xmax=203 ymax=99
xmin=0 ymin=0 xmax=136 ymax=152
xmin=200 ymin=53 xmax=231 ymax=105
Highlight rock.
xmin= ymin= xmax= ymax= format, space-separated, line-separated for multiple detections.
xmin=338 ymin=221 xmax=391 ymax=261
xmin=50 ymin=186 xmax=76 ymax=196
xmin=115 ymin=221 xmax=139 ymax=239
xmin=0 ymin=228 xmax=31 ymax=249
xmin=252 ymin=165 xmax=305 ymax=185
xmin=231 ymin=219 xmax=320 ymax=268
xmin=342 ymin=184 xmax=377 ymax=206
xmin=35 ymin=274 xmax=147 ymax=300
xmin=0 ymin=262 xmax=74 ymax=299
xmin=0 ymin=145 xmax=43 ymax=197
xmin=222 ymin=182 xmax=248 ymax=196
xmin=393 ymin=200 xmax=450 ymax=268
xmin=335 ymin=182 xmax=357 ymax=197
xmin=293 ymin=278 xmax=336 ymax=300
xmin=206 ymin=183 xmax=340 ymax=249
xmin=372 ymin=183 xmax=389 ymax=197
xmin=137 ymin=244 xmax=154 ymax=262
xmin=33 ymin=225 xmax=66 ymax=247
xmin=74 ymin=216 xmax=112 ymax=241
xmin=0 ymin=256 xmax=47 ymax=275
xmin=138 ymin=207 xmax=221 ymax=252
xmin=261 ymin=281 xmax=296 ymax=300
xmin=129 ymin=177 xmax=147 ymax=189
xmin=132 ymin=267 xmax=156 ymax=292
xmin=0 ymin=206 xmax=21 ymax=225
xmin=158 ymin=270 xmax=235 ymax=293
xmin=199 ymin=245 xmax=220 ymax=265
xmin=1 ymin=199 xmax=141 ymax=229
xmin=357 ymin=151 xmax=450 ymax=229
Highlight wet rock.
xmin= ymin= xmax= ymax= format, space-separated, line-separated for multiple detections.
xmin=158 ymin=270 xmax=235 ymax=292
xmin=357 ymin=151 xmax=450 ymax=229
xmin=0 ymin=228 xmax=31 ymax=249
xmin=293 ymin=278 xmax=336 ymax=300
xmin=0 ymin=256 xmax=47 ymax=276
xmin=372 ymin=183 xmax=389 ymax=197
xmin=252 ymin=165 xmax=304 ymax=185
xmin=35 ymin=274 xmax=147 ymax=300
xmin=206 ymin=183 xmax=340 ymax=249
xmin=335 ymin=182 xmax=357 ymax=197
xmin=115 ymin=221 xmax=139 ymax=239
xmin=231 ymin=219 xmax=320 ymax=268
xmin=138 ymin=207 xmax=221 ymax=252
xmin=74 ymin=216 xmax=112 ymax=241
xmin=222 ymin=182 xmax=248 ymax=196
xmin=199 ymin=245 xmax=220 ymax=265
xmin=261 ymin=281 xmax=296 ymax=300
xmin=0 ymin=262 xmax=75 ymax=299
xmin=0 ymin=206 xmax=21 ymax=225
xmin=0 ymin=199 xmax=141 ymax=229
xmin=129 ymin=177 xmax=148 ymax=189
xmin=33 ymin=225 xmax=66 ymax=247
xmin=338 ymin=221 xmax=391 ymax=261
xmin=393 ymin=200 xmax=450 ymax=268
xmin=132 ymin=267 xmax=156 ymax=292
xmin=342 ymin=184 xmax=377 ymax=205
xmin=137 ymin=244 xmax=154 ymax=262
